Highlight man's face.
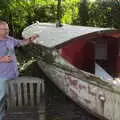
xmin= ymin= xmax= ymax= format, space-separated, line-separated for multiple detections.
xmin=0 ymin=23 xmax=9 ymax=38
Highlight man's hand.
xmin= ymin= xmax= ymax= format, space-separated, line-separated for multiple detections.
xmin=29 ymin=34 xmax=39 ymax=42
xmin=0 ymin=56 xmax=13 ymax=63
xmin=21 ymin=34 xmax=39 ymax=46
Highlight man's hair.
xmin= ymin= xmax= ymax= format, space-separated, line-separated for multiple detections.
xmin=0 ymin=20 xmax=7 ymax=25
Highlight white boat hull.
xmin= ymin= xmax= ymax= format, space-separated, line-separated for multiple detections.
xmin=37 ymin=60 xmax=120 ymax=120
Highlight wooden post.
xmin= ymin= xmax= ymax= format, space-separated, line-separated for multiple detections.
xmin=23 ymin=82 xmax=28 ymax=106
xmin=37 ymin=83 xmax=41 ymax=105
xmin=30 ymin=83 xmax=34 ymax=106
xmin=17 ymin=83 xmax=22 ymax=107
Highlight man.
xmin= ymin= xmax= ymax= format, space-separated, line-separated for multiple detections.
xmin=0 ymin=21 xmax=38 ymax=119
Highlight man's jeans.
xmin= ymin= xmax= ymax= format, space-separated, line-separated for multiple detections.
xmin=0 ymin=78 xmax=7 ymax=120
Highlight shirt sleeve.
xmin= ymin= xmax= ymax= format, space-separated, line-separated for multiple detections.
xmin=9 ymin=36 xmax=22 ymax=47
xmin=13 ymin=38 xmax=22 ymax=47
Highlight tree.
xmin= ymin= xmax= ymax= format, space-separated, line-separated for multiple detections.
xmin=74 ymin=0 xmax=89 ymax=25
xmin=88 ymin=0 xmax=120 ymax=28
xmin=56 ymin=0 xmax=62 ymax=27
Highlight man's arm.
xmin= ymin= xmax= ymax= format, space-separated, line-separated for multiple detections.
xmin=12 ymin=34 xmax=39 ymax=47
xmin=18 ymin=38 xmax=30 ymax=46
xmin=19 ymin=34 xmax=39 ymax=47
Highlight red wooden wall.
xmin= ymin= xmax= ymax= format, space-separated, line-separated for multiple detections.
xmin=116 ymin=41 xmax=120 ymax=77
xmin=61 ymin=36 xmax=120 ymax=77
xmin=61 ymin=38 xmax=95 ymax=73
xmin=107 ymin=37 xmax=119 ymax=77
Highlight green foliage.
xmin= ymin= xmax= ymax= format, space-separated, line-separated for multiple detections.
xmin=0 ymin=0 xmax=120 ymax=36
xmin=0 ymin=0 xmax=10 ymax=9
xmin=16 ymin=43 xmax=43 ymax=68
xmin=62 ymin=0 xmax=79 ymax=24
xmin=88 ymin=1 xmax=112 ymax=27
xmin=76 ymin=0 xmax=89 ymax=25
xmin=88 ymin=0 xmax=120 ymax=28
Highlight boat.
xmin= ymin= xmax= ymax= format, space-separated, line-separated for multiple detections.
xmin=22 ymin=22 xmax=120 ymax=120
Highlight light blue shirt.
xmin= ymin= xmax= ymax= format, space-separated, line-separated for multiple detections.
xmin=0 ymin=36 xmax=22 ymax=80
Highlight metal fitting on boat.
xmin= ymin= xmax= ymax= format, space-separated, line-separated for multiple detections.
xmin=99 ymin=95 xmax=105 ymax=101
xmin=98 ymin=92 xmax=105 ymax=102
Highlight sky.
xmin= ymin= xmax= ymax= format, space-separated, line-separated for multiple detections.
xmin=89 ymin=0 xmax=96 ymax=2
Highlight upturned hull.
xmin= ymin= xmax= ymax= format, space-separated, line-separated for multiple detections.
xmin=38 ymin=60 xmax=120 ymax=120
